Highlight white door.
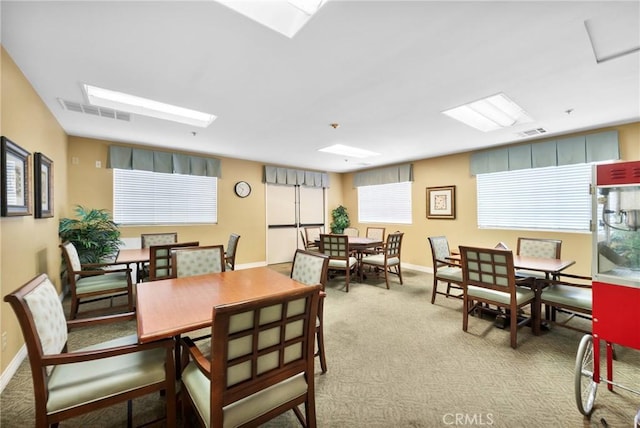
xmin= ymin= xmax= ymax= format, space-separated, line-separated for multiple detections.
xmin=266 ymin=184 xmax=324 ymax=264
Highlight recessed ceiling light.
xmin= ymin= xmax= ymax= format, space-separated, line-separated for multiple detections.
xmin=442 ymin=93 xmax=533 ymax=132
xmin=83 ymin=84 xmax=216 ymax=128
xmin=319 ymin=144 xmax=379 ymax=158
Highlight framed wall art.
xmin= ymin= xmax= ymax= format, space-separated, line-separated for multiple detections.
xmin=427 ymin=185 xmax=456 ymax=219
xmin=1 ymin=136 xmax=31 ymax=217
xmin=34 ymin=152 xmax=53 ymax=218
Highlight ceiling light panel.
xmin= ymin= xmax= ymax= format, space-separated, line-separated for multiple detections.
xmin=83 ymin=84 xmax=215 ymax=128
xmin=442 ymin=93 xmax=533 ymax=132
xmin=319 ymin=144 xmax=379 ymax=158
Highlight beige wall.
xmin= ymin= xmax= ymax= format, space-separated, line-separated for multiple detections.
xmin=343 ymin=122 xmax=640 ymax=276
xmin=1 ymin=47 xmax=68 ymax=372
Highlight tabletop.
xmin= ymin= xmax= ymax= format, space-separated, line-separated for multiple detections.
xmin=116 ymin=248 xmax=150 ymax=264
xmin=135 ymin=266 xmax=308 ymax=343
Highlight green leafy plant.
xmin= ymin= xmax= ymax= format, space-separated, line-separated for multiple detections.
xmin=330 ymin=205 xmax=351 ymax=234
xmin=59 ymin=205 xmax=123 ymax=264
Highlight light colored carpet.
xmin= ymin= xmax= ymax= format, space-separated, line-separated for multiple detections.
xmin=2 ymin=266 xmax=639 ymax=427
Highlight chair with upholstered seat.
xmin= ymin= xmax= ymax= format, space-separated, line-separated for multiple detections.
xmin=172 ymin=245 xmax=225 ymax=278
xmin=304 ymin=226 xmax=323 ymax=251
xmin=180 ymin=284 xmax=321 ymax=428
xmin=60 ymin=241 xmax=134 ymax=319
xmin=224 ymin=233 xmax=241 ymax=271
xmin=537 ymin=273 xmax=592 ymax=333
xmin=141 ymin=232 xmax=177 ymax=248
xmin=148 ymin=241 xmax=200 ymax=281
xmin=427 ymin=236 xmax=464 ymax=304
xmin=362 ymin=226 xmax=386 ymax=254
xmin=459 ymin=246 xmax=537 ymax=349
xmin=319 ymin=234 xmax=358 ymax=292
xmin=4 ymin=274 xmax=176 ymax=427
xmin=360 ymin=231 xmax=404 ymax=289
xmin=291 ymin=249 xmax=330 ymax=373
xmin=516 ymin=237 xmax=562 ymax=279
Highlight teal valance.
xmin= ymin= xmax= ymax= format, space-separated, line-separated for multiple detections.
xmin=107 ymin=145 xmax=222 ymax=177
xmin=470 ymin=130 xmax=619 ymax=175
xmin=263 ymin=165 xmax=329 ymax=188
xmin=353 ymin=163 xmax=413 ymax=187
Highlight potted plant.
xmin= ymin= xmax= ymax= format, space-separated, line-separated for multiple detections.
xmin=59 ymin=205 xmax=123 ymax=264
xmin=330 ymin=205 xmax=351 ymax=234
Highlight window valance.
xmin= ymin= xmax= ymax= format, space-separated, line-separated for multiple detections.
xmin=107 ymin=145 xmax=222 ymax=177
xmin=353 ymin=163 xmax=413 ymax=187
xmin=263 ymin=165 xmax=329 ymax=188
xmin=470 ymin=130 xmax=619 ymax=175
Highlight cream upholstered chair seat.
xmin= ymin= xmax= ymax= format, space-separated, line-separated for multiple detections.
xmin=328 ymin=256 xmax=358 ymax=270
xmin=60 ymin=241 xmax=133 ymax=319
xmin=180 ymin=286 xmax=320 ymax=427
xmin=4 ymin=274 xmax=176 ymax=427
xmin=466 ymin=284 xmax=534 ymax=306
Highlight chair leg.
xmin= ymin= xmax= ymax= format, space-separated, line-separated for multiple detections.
xmin=345 ymin=269 xmax=350 ymax=293
xmin=431 ymin=277 xmax=438 ymax=304
xmin=384 ymin=268 xmax=390 ymax=289
xmin=317 ymin=326 xmax=327 ymax=373
xmin=397 ymin=265 xmax=403 ymax=285
xmin=462 ymin=296 xmax=469 ymax=332
xmin=510 ymin=307 xmax=518 ymax=349
xmin=70 ymin=296 xmax=79 ymax=319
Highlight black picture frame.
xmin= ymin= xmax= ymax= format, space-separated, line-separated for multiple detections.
xmin=34 ymin=152 xmax=53 ymax=218
xmin=1 ymin=136 xmax=31 ymax=217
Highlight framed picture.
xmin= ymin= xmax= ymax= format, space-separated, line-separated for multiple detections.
xmin=1 ymin=136 xmax=31 ymax=217
xmin=427 ymin=185 xmax=456 ymax=219
xmin=34 ymin=152 xmax=53 ymax=218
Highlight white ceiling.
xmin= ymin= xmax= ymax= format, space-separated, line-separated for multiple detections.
xmin=2 ymin=1 xmax=639 ymax=173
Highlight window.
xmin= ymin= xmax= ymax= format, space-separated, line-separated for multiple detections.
xmin=476 ymin=163 xmax=592 ymax=232
xmin=113 ymin=169 xmax=217 ymax=225
xmin=358 ymin=181 xmax=412 ymax=224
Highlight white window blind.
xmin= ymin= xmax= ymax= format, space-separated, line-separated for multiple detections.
xmin=113 ymin=168 xmax=217 ymax=225
xmin=476 ymin=163 xmax=592 ymax=232
xmin=358 ymin=181 xmax=412 ymax=224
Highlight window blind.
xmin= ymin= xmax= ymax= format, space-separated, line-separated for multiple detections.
xmin=476 ymin=163 xmax=592 ymax=232
xmin=358 ymin=181 xmax=412 ymax=224
xmin=113 ymin=169 xmax=217 ymax=225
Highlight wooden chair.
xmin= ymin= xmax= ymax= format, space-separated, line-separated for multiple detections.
xmin=343 ymin=227 xmax=359 ymax=237
xmin=148 ymin=241 xmax=199 ymax=281
xmin=516 ymin=237 xmax=562 ymax=279
xmin=319 ymin=234 xmax=358 ymax=292
xmin=141 ymin=232 xmax=177 ymax=248
xmin=291 ymin=249 xmax=330 ymax=373
xmin=224 ymin=233 xmax=241 ymax=271
xmin=304 ymin=226 xmax=323 ymax=251
xmin=172 ymin=245 xmax=225 ymax=278
xmin=360 ymin=231 xmax=404 ymax=289
xmin=537 ymin=273 xmax=592 ymax=333
xmin=427 ymin=236 xmax=464 ymax=304
xmin=60 ymin=241 xmax=133 ymax=319
xmin=363 ymin=226 xmax=386 ymax=254
xmin=180 ymin=284 xmax=321 ymax=428
xmin=459 ymin=246 xmax=537 ymax=349
xmin=3 ymin=274 xmax=176 ymax=427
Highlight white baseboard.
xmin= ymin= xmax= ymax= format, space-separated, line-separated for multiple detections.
xmin=0 ymin=344 xmax=27 ymax=394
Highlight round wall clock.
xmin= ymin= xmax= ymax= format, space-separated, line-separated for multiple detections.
xmin=234 ymin=181 xmax=252 ymax=198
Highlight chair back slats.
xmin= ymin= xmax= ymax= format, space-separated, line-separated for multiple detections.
xmin=319 ymin=234 xmax=349 ymax=259
xmin=172 ymin=245 xmax=225 ymax=278
xmin=206 ymin=286 xmax=321 ymax=426
xmin=384 ymin=232 xmax=403 ymax=258
xmin=149 ymin=241 xmax=199 ymax=281
xmin=141 ymin=232 xmax=177 ymax=248
xmin=517 ymin=237 xmax=562 ymax=259
xmin=460 ymin=246 xmax=515 ymax=293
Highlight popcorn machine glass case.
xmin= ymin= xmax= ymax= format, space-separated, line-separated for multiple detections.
xmin=592 ymin=160 xmax=640 ymax=348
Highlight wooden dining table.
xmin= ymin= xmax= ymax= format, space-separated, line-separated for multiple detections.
xmin=447 ymin=253 xmax=575 ymax=278
xmin=135 ymin=266 xmax=308 ymax=343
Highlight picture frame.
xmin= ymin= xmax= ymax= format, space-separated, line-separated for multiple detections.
xmin=1 ymin=136 xmax=31 ymax=217
xmin=34 ymin=152 xmax=53 ymax=218
xmin=427 ymin=185 xmax=456 ymax=219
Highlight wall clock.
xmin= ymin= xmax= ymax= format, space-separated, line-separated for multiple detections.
xmin=234 ymin=181 xmax=252 ymax=198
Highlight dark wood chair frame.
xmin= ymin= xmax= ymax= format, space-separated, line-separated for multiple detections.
xmin=291 ymin=249 xmax=330 ymax=373
xmin=427 ymin=236 xmax=464 ymax=304
xmin=460 ymin=246 xmax=539 ymax=349
xmin=360 ymin=232 xmax=404 ymax=289
xmin=180 ymin=285 xmax=321 ymax=428
xmin=536 ymin=272 xmax=593 ymax=334
xmin=319 ymin=234 xmax=357 ymax=292
xmin=60 ymin=241 xmax=134 ymax=319
xmin=4 ymin=274 xmax=177 ymax=428
xmin=224 ymin=233 xmax=241 ymax=271
xmin=148 ymin=241 xmax=199 ymax=281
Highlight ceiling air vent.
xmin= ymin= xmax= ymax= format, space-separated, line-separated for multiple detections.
xmin=58 ymin=99 xmax=131 ymax=122
xmin=517 ymin=128 xmax=547 ymax=138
